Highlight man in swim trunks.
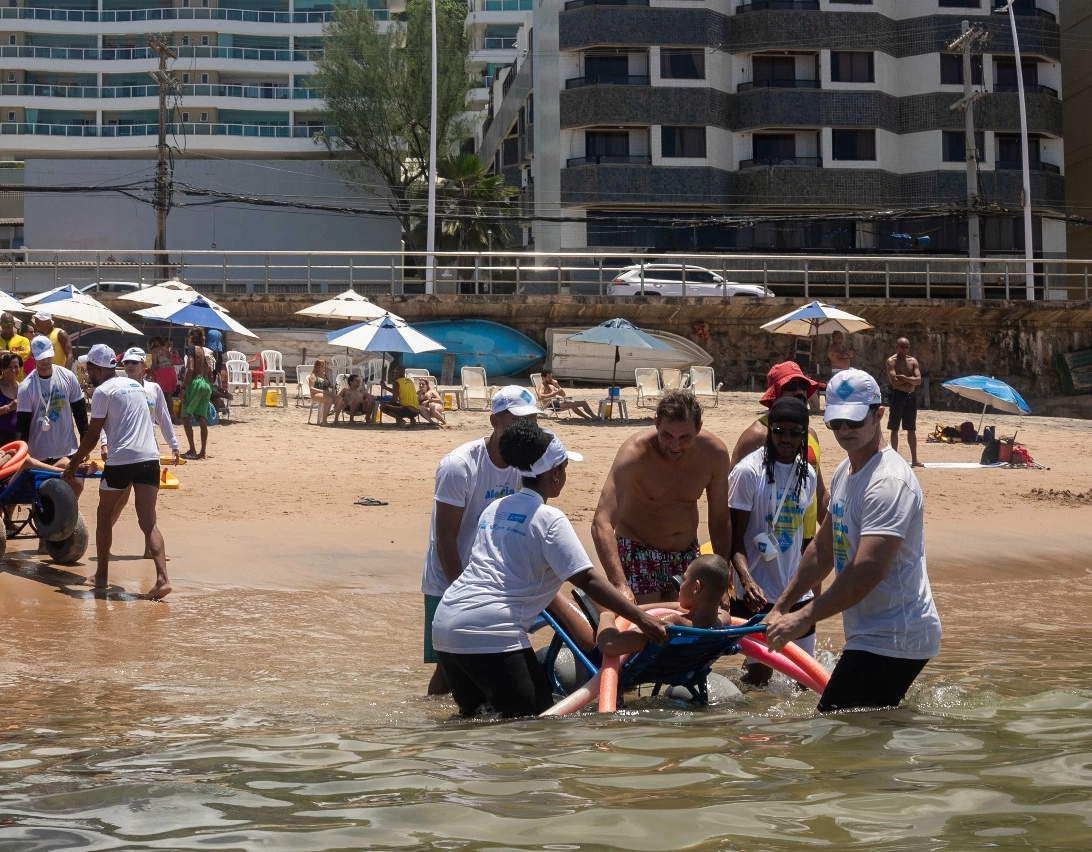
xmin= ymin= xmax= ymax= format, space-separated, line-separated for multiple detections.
xmin=180 ymin=328 xmax=212 ymax=459
xmin=886 ymin=337 xmax=923 ymax=467
xmin=592 ymin=390 xmax=732 ymax=604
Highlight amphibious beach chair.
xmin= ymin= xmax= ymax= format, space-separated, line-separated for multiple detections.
xmin=0 ymin=467 xmax=96 ymax=564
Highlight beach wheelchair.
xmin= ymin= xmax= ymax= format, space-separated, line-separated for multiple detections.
xmin=0 ymin=443 xmax=94 ymax=564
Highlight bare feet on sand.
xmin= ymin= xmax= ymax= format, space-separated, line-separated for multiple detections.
xmin=146 ymin=581 xmax=172 ymax=599
xmin=143 ymin=551 xmax=171 ymax=561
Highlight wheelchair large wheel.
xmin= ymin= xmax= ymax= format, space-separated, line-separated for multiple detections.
xmin=45 ymin=515 xmax=89 ymax=565
xmin=0 ymin=518 xmax=6 ymax=558
xmin=34 ymin=478 xmax=79 ymax=542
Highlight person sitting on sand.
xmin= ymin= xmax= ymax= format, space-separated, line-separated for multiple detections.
xmin=333 ymin=374 xmax=376 ymax=424
xmin=416 ymin=379 xmax=446 ymax=428
xmin=380 ymin=366 xmax=420 ymax=427
xmin=431 ymin=420 xmax=667 ymax=719
xmin=595 ymin=554 xmax=731 ymax=657
xmin=308 ymin=358 xmax=337 ymax=426
xmin=535 ymin=369 xmax=596 ymax=420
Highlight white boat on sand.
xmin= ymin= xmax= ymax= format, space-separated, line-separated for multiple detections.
xmin=546 ymin=327 xmax=712 ymax=385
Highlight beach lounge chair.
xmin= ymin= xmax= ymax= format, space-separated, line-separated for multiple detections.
xmin=635 ymin=367 xmax=663 ymax=409
xmin=687 ymin=366 xmax=722 ymax=408
xmin=530 ymin=372 xmax=567 ymax=419
xmin=660 ymin=367 xmax=689 ymax=391
xmin=294 ymin=364 xmax=312 ymax=407
xmin=460 ymin=366 xmax=491 ymax=411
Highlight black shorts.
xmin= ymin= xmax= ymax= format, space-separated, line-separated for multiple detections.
xmin=887 ymin=389 xmax=917 ymax=432
xmin=817 ymin=649 xmax=930 ymax=713
xmin=436 ymin=648 xmax=554 ymax=719
xmin=102 ymin=460 xmax=161 ymax=491
xmin=729 ymin=597 xmax=816 ymax=638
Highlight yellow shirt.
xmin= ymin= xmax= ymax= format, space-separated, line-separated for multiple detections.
xmin=395 ymin=376 xmax=417 ymax=407
xmin=47 ymin=327 xmax=66 ymax=363
xmin=0 ymin=332 xmax=29 ymax=361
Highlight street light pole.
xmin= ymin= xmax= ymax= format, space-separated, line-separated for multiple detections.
xmin=424 ymin=0 xmax=438 ymax=295
xmin=997 ymin=0 xmax=1036 ymax=300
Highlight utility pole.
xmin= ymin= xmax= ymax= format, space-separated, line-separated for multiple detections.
xmin=948 ymin=21 xmax=989 ymax=300
xmin=147 ymin=35 xmax=179 ymax=283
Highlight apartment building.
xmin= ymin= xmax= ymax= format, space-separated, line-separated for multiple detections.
xmin=479 ymin=0 xmax=1067 ymax=260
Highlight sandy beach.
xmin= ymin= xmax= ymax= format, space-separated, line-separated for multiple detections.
xmin=3 ymin=383 xmax=1091 ymax=639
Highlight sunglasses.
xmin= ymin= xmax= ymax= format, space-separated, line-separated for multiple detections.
xmin=826 ymin=415 xmax=872 ymax=430
xmin=770 ymin=426 xmax=806 ymax=438
xmin=782 ymin=380 xmax=811 ymax=392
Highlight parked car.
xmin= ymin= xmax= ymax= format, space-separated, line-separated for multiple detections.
xmin=610 ymin=264 xmax=775 ymax=298
xmin=80 ymin=281 xmax=149 ymax=294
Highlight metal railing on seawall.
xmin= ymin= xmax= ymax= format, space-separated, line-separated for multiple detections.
xmin=5 ymin=249 xmax=1089 ymax=302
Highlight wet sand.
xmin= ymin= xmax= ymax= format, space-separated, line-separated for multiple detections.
xmin=3 ymin=385 xmax=1091 ymax=686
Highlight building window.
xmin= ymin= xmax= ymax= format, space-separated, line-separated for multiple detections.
xmin=6 ymin=73 xmax=14 ymax=83
xmin=201 ymin=36 xmax=209 ymax=46
xmin=753 ymin=55 xmax=796 ymax=86
xmin=939 ymin=0 xmax=979 ymax=7
xmin=201 ymin=73 xmax=209 ymax=84
xmin=502 ymin=136 xmax=519 ymax=166
xmin=753 ymin=133 xmax=796 ymax=161
xmin=831 ymin=129 xmax=875 ymax=160
xmin=182 ymin=35 xmax=190 ymax=46
xmin=661 ymin=126 xmax=706 ymax=158
xmin=182 ymin=73 xmax=190 ymax=83
xmin=660 ymin=49 xmax=705 ymax=80
xmin=586 ymin=130 xmax=629 ymax=158
xmin=200 ymin=112 xmax=208 ymax=122
xmin=6 ymin=112 xmax=14 ymax=122
xmin=942 ymin=130 xmax=983 ymax=162
xmin=996 ymin=133 xmax=1041 ymax=166
xmin=181 ymin=112 xmax=189 ymax=122
xmin=830 ymin=51 xmax=874 ymax=83
xmin=584 ymin=54 xmax=629 ymax=84
xmin=8 ymin=35 xmax=14 ymax=45
xmin=940 ymin=54 xmax=983 ymax=85
xmin=994 ymin=59 xmax=1038 ymax=91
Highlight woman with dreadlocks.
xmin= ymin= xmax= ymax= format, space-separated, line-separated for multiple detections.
xmin=727 ymin=395 xmax=818 ymax=686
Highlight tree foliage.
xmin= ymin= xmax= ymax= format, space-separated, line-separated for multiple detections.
xmin=315 ymin=0 xmax=470 ymax=248
xmin=411 ymin=153 xmax=520 ymax=253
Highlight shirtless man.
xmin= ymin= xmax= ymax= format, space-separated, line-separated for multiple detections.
xmin=827 ymin=331 xmax=853 ymax=374
xmin=592 ymin=390 xmax=732 ymax=604
xmin=886 ymin=337 xmax=923 ymax=467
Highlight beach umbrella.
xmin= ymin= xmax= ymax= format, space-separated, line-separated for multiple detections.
xmin=22 ymin=285 xmax=141 ymax=335
xmin=133 ymin=296 xmax=258 ymax=338
xmin=760 ymin=301 xmax=873 ymax=337
xmin=565 ymin=318 xmax=674 ymax=388
xmin=0 ymin=290 xmax=30 ymax=314
xmin=21 ymin=284 xmax=78 ymax=306
xmin=118 ymin=280 xmax=229 ymax=312
xmin=327 ymin=314 xmax=444 ymax=384
xmin=296 ymin=289 xmax=400 ymax=323
xmin=941 ymin=375 xmax=1031 ymax=433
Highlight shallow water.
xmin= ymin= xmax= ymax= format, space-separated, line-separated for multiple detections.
xmin=3 ymin=571 xmax=1092 ymax=851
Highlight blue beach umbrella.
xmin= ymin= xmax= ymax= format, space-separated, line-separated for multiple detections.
xmin=566 ymin=318 xmax=674 ymax=388
xmin=941 ymin=375 xmax=1031 ymax=433
xmin=327 ymin=314 xmax=445 ymax=384
xmin=133 ymin=296 xmax=258 ymax=338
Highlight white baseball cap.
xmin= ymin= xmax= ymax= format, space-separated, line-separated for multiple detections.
xmin=30 ymin=335 xmax=55 ymax=361
xmin=519 ymin=433 xmax=584 ymax=477
xmin=83 ymin=343 xmax=117 ymax=369
xmin=491 ymin=385 xmax=544 ymax=417
xmin=32 ymin=310 xmax=52 ymax=322
xmin=824 ymin=368 xmax=882 ymax=423
xmin=121 ymin=346 xmax=146 ymax=364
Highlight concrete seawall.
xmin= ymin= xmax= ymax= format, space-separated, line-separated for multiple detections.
xmin=105 ymin=293 xmax=1092 ymax=418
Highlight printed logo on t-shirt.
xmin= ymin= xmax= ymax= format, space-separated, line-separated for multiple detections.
xmin=484 ymin=485 xmax=515 ymax=501
xmin=504 ymin=513 xmax=527 ymax=523
xmin=767 ymin=489 xmax=805 ymax=554
xmin=831 ymin=498 xmax=849 ymax=572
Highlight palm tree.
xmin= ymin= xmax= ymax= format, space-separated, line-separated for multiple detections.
xmin=412 ymin=153 xmax=520 ymax=253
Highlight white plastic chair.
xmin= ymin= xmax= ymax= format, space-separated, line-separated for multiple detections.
xmin=335 ymin=373 xmax=351 ymax=393
xmin=687 ymin=366 xmax=723 ymax=408
xmin=460 ymin=366 xmax=490 ymax=411
xmin=329 ymin=354 xmax=351 ymax=375
xmin=660 ymin=367 xmax=688 ymax=391
xmin=224 ymin=350 xmax=247 ymax=363
xmin=260 ymin=350 xmax=286 ymax=388
xmin=294 ymin=364 xmax=312 ymax=407
xmin=226 ymin=361 xmax=251 ymax=406
xmin=635 ymin=368 xmax=663 ymax=409
xmin=404 ymin=368 xmax=430 ymax=383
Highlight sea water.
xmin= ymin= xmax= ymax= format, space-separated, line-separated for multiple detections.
xmin=2 ymin=575 xmax=1091 ymax=851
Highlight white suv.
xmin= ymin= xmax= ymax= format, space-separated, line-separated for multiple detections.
xmin=610 ymin=264 xmax=774 ymax=298
xmin=80 ymin=281 xmax=150 ymax=294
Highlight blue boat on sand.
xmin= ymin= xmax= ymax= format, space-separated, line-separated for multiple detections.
xmin=400 ymin=319 xmax=545 ymax=379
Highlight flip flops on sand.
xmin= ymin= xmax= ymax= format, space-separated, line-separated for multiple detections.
xmin=355 ymin=497 xmax=388 ymax=506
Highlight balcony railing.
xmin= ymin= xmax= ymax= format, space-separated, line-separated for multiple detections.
xmin=739 ymin=156 xmax=822 ymax=169
xmin=995 ymin=160 xmax=1061 ymax=174
xmin=0 ymin=83 xmax=320 ymax=100
xmin=0 ymin=6 xmax=387 ymax=23
xmin=2 ymin=45 xmax=323 ymax=62
xmin=565 ymin=74 xmax=650 ymax=89
xmin=0 ymin=122 xmax=326 ymax=138
xmin=563 ymin=0 xmax=649 ymax=10
xmin=737 ymin=78 xmax=820 ymax=92
xmin=566 ymin=155 xmax=651 ymax=166
xmin=993 ymin=83 xmax=1059 ymax=98
xmin=737 ymin=0 xmax=819 ymax=11
xmin=481 ymin=37 xmax=518 ymax=50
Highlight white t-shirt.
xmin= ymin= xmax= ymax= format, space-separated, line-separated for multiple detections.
xmin=420 ymin=438 xmax=521 ymax=597
xmin=829 ymin=446 xmax=941 ymax=659
xmin=431 ymin=489 xmax=593 ymax=654
xmin=100 ymin=379 xmax=178 ymax=454
xmin=90 ymin=377 xmax=161 ymax=466
xmin=16 ymin=366 xmax=83 ymax=460
xmin=728 ymin=448 xmax=816 ymax=604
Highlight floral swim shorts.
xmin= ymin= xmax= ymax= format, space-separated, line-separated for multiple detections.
xmin=617 ymin=536 xmax=701 ymax=597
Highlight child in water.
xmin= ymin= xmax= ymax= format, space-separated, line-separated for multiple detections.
xmin=596 ymin=554 xmax=732 ymax=657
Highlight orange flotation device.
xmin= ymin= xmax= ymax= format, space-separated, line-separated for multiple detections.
xmin=0 ymin=440 xmax=29 ymax=480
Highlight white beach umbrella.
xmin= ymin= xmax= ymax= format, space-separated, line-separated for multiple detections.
xmin=119 ymin=280 xmax=229 ymax=312
xmin=326 ymin=314 xmax=444 ymax=356
xmin=134 ymin=296 xmax=258 ymax=338
xmin=296 ymin=289 xmax=400 ymax=323
xmin=24 ymin=284 xmax=141 ymax=334
xmin=760 ymin=301 xmax=873 ymax=337
xmin=0 ymin=290 xmax=30 ymax=314
xmin=22 ymin=284 xmax=80 ymax=307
